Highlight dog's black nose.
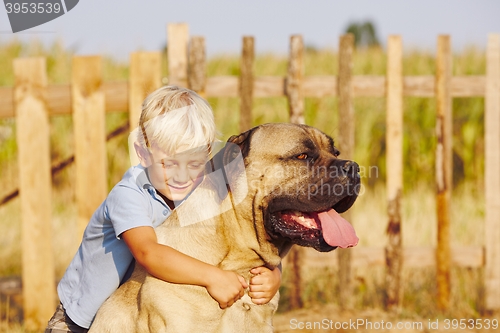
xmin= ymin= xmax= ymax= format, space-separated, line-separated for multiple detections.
xmin=342 ymin=161 xmax=360 ymax=177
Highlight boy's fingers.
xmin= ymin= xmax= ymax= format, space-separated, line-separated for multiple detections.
xmin=238 ymin=275 xmax=249 ymax=288
xmin=249 ymin=277 xmax=261 ymax=286
xmin=250 ymin=273 xmax=269 ymax=286
xmin=250 ymin=296 xmax=269 ymax=305
xmin=249 ymin=290 xmax=272 ymax=300
xmin=249 ymin=283 xmax=266 ymax=292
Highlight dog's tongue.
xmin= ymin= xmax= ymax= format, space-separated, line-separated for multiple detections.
xmin=318 ymin=209 xmax=359 ymax=248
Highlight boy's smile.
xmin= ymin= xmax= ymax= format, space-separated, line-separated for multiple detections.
xmin=141 ymin=144 xmax=208 ymax=202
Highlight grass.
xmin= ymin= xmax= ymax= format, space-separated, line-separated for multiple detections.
xmin=0 ymin=39 xmax=491 ymax=328
xmin=0 ymin=323 xmax=28 ymax=333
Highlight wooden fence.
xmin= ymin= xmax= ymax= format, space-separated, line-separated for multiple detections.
xmin=0 ymin=23 xmax=499 ymax=329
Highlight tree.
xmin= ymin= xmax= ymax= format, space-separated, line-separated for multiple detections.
xmin=345 ymin=21 xmax=380 ymax=48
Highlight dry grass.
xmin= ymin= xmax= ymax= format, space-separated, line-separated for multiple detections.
xmin=0 ymin=323 xmax=28 ymax=333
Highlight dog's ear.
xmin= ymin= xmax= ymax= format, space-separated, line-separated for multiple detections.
xmin=225 ymin=128 xmax=254 ymax=163
xmin=207 ymin=128 xmax=255 ymax=200
xmin=209 ymin=127 xmax=254 ymax=172
xmin=227 ymin=130 xmax=252 ymax=145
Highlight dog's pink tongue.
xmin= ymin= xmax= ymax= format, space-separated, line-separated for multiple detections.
xmin=318 ymin=209 xmax=359 ymax=248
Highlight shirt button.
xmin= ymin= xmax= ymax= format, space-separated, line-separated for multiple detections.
xmin=163 ymin=209 xmax=168 ymax=216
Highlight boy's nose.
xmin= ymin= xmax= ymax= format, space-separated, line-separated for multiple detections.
xmin=173 ymin=167 xmax=190 ymax=183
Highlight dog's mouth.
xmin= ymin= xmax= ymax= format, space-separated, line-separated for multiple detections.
xmin=272 ymin=207 xmax=358 ymax=250
xmin=267 ymin=195 xmax=359 ymax=252
xmin=276 ymin=208 xmax=358 ymax=248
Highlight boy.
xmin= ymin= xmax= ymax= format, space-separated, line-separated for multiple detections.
xmin=45 ymin=86 xmax=281 ymax=333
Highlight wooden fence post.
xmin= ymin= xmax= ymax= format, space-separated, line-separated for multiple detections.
xmin=239 ymin=36 xmax=254 ymax=132
xmin=285 ymin=34 xmax=305 ymax=310
xmin=129 ymin=52 xmax=162 ymax=129
xmin=14 ymin=57 xmax=56 ymax=331
xmin=72 ymin=56 xmax=108 ymax=238
xmin=286 ymin=35 xmax=305 ymax=124
xmin=188 ymin=36 xmax=207 ymax=96
xmin=129 ymin=52 xmax=162 ymax=166
xmin=385 ymin=35 xmax=404 ymax=312
xmin=337 ymin=33 xmax=355 ymax=309
xmin=485 ymin=33 xmax=500 ymax=311
xmin=435 ymin=35 xmax=452 ymax=312
xmin=167 ymin=23 xmax=189 ymax=87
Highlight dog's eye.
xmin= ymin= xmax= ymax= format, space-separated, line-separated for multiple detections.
xmin=296 ymin=153 xmax=308 ymax=160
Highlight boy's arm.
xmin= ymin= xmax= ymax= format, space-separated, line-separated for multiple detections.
xmin=248 ymin=265 xmax=282 ymax=305
xmin=121 ymin=226 xmax=248 ymax=309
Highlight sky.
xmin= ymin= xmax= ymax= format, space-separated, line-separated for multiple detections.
xmin=1 ymin=0 xmax=499 ymax=61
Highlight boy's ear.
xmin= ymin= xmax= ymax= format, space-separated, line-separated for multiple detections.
xmin=134 ymin=142 xmax=152 ymax=167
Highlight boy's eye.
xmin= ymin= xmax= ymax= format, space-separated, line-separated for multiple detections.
xmin=189 ymin=163 xmax=204 ymax=169
xmin=161 ymin=161 xmax=175 ymax=168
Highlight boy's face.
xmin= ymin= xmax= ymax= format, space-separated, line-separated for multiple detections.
xmin=140 ymin=144 xmax=208 ymax=202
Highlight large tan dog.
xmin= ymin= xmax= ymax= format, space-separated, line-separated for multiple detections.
xmin=89 ymin=123 xmax=360 ymax=333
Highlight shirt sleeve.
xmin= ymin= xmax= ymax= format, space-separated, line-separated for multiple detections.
xmin=105 ymin=184 xmax=155 ymax=238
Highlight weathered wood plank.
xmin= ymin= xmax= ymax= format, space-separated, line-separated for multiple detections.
xmin=103 ymin=81 xmax=129 ymax=111
xmin=452 ymin=76 xmax=486 ymax=96
xmin=435 ymin=35 xmax=453 ymax=312
xmin=302 ymin=76 xmax=336 ymax=97
xmin=128 ymin=52 xmax=162 ymax=167
xmin=167 ymin=23 xmax=189 ymax=87
xmin=285 ymin=34 xmax=305 ymax=310
xmin=188 ymin=36 xmax=207 ymax=95
xmin=239 ymin=36 xmax=254 ymax=132
xmin=254 ymin=76 xmax=286 ymax=97
xmin=72 ymin=56 xmax=108 ymax=238
xmin=337 ymin=33 xmax=355 ymax=309
xmin=353 ymin=75 xmax=386 ymax=96
xmin=385 ymin=35 xmax=404 ymax=311
xmin=129 ymin=52 xmax=162 ymax=130
xmin=0 ymin=87 xmax=13 ymax=117
xmin=286 ymin=35 xmax=305 ymax=124
xmin=485 ymin=33 xmax=500 ymax=311
xmin=205 ymin=76 xmax=239 ymax=97
xmin=46 ymin=84 xmax=71 ymax=115
xmin=14 ymin=57 xmax=55 ymax=331
xmin=404 ymin=76 xmax=435 ymax=97
xmin=0 ymin=76 xmax=490 ymax=119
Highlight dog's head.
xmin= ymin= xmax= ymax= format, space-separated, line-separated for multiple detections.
xmin=214 ymin=123 xmax=360 ymax=253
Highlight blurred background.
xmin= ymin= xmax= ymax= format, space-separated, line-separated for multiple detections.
xmin=1 ymin=1 xmax=500 ymax=332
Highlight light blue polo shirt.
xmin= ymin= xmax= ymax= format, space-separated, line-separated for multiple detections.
xmin=57 ymin=164 xmax=172 ymax=328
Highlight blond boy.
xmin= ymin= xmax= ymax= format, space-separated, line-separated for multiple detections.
xmin=45 ymin=86 xmax=280 ymax=333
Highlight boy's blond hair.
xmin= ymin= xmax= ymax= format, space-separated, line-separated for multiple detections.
xmin=136 ymin=86 xmax=217 ymax=156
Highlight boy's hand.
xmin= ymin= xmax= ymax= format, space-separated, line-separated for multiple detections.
xmin=206 ymin=269 xmax=248 ymax=309
xmin=249 ymin=266 xmax=281 ymax=305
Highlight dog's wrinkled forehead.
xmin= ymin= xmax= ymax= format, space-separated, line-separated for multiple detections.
xmin=247 ymin=123 xmax=337 ymax=158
